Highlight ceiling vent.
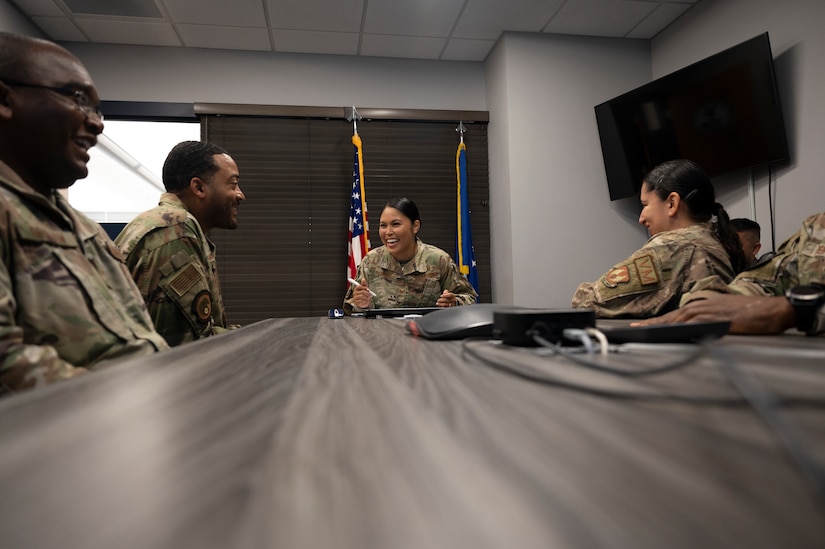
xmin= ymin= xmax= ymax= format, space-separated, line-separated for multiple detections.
xmin=63 ymin=0 xmax=163 ymax=18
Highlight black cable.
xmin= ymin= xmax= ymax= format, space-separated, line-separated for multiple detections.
xmin=769 ymin=164 xmax=776 ymax=252
xmin=462 ymin=338 xmax=825 ymax=522
xmin=460 ymin=338 xmax=825 ymax=408
xmin=711 ymin=345 xmax=825 ymax=518
xmin=461 ymin=338 xmax=747 ymax=406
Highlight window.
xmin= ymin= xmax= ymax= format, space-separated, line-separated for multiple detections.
xmin=68 ymin=119 xmax=200 ymax=238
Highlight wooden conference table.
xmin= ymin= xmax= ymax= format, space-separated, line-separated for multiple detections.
xmin=1 ymin=316 xmax=824 ymax=548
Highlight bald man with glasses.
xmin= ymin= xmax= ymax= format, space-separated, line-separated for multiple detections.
xmin=0 ymin=33 xmax=168 ymax=394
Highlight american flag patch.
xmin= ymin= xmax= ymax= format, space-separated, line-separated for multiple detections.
xmin=169 ymin=263 xmax=199 ymax=296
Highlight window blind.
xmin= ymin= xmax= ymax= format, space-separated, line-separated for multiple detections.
xmin=203 ymin=113 xmax=490 ymax=322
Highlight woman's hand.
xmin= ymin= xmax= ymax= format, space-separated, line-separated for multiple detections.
xmin=436 ymin=290 xmax=457 ymax=308
xmin=352 ymin=278 xmax=373 ymax=309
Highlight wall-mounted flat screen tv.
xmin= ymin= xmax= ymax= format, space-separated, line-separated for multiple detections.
xmin=595 ymin=32 xmax=790 ymax=201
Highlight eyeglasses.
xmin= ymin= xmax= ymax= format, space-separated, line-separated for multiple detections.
xmin=2 ymin=79 xmax=103 ymax=121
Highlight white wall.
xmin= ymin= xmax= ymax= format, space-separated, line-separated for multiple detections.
xmin=485 ymin=33 xmax=651 ymax=306
xmin=64 ymin=43 xmax=487 ymax=112
xmin=652 ymin=0 xmax=825 ymax=248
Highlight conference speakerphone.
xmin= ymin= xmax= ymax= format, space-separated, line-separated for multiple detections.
xmin=493 ymin=309 xmax=596 ymax=346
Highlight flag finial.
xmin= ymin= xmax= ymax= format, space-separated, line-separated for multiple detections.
xmin=345 ymin=106 xmax=362 ymax=134
xmin=456 ymin=120 xmax=466 ymax=144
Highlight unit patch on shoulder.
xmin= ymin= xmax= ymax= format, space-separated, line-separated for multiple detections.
xmin=602 ymin=265 xmax=630 ymax=288
xmin=634 ymin=254 xmax=660 ymax=285
xmin=192 ymin=290 xmax=212 ymax=322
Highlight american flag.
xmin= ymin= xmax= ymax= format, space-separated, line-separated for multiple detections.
xmin=347 ymin=132 xmax=369 ymax=280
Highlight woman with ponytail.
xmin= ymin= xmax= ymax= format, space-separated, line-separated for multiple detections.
xmin=572 ymin=159 xmax=743 ymax=318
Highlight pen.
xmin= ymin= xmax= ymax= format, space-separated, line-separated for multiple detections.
xmin=348 ymin=277 xmax=378 ymax=297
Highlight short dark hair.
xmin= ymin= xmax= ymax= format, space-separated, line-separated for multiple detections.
xmin=162 ymin=140 xmax=228 ymax=192
xmin=382 ymin=197 xmax=421 ymax=224
xmin=0 ymin=33 xmax=56 ymax=83
xmin=731 ymin=218 xmax=761 ymax=239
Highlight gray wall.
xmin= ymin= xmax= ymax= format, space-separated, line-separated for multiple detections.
xmin=3 ymin=0 xmax=823 ymax=307
xmin=0 ymin=0 xmax=43 ymax=36
xmin=485 ymin=33 xmax=650 ymax=306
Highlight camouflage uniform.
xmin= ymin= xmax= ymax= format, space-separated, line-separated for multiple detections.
xmin=343 ymin=240 xmax=478 ymax=314
xmin=571 ymin=222 xmax=735 ymax=318
xmin=682 ymin=211 xmax=825 ymax=334
xmin=115 ymin=193 xmax=232 ymax=346
xmin=0 ymin=161 xmax=168 ymax=393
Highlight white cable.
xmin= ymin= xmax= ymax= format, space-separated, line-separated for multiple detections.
xmin=586 ymin=327 xmax=609 ymax=355
xmin=562 ymin=328 xmax=595 ymax=354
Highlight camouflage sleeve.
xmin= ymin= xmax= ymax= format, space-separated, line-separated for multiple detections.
xmin=125 ymin=236 xmax=217 ymax=346
xmin=684 ymin=212 xmax=825 ymax=334
xmin=571 ymin=238 xmax=725 ymax=318
xmin=798 ymin=216 xmax=825 ymax=334
xmin=0 ymin=251 xmax=85 ymax=392
xmin=439 ymin=255 xmax=478 ymax=305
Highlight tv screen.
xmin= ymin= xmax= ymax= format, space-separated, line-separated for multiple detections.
xmin=595 ymin=32 xmax=790 ymax=201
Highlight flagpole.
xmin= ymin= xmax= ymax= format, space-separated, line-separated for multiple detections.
xmin=346 ymin=106 xmax=369 ymax=281
xmin=455 ymin=121 xmax=479 ymax=294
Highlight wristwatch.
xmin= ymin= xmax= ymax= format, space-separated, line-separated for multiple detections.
xmin=786 ymin=284 xmax=825 ymax=334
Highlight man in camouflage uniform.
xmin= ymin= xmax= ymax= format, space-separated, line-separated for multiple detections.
xmin=115 ymin=141 xmax=244 ymax=346
xmin=343 ymin=240 xmax=478 ymax=314
xmin=637 ymin=211 xmax=825 ymax=335
xmin=571 ymin=222 xmax=735 ymax=318
xmin=0 ymin=33 xmax=168 ymax=393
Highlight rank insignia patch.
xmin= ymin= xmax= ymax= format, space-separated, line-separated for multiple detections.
xmin=603 ymin=265 xmax=630 ymax=288
xmin=634 ymin=255 xmax=660 ymax=285
xmin=192 ymin=290 xmax=212 ymax=322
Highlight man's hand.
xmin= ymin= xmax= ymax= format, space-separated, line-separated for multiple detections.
xmin=632 ymin=294 xmax=796 ymax=335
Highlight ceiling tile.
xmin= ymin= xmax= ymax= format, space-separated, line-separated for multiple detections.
xmin=177 ymin=24 xmax=271 ymax=51
xmin=162 ymin=0 xmax=266 ymax=27
xmin=77 ymin=18 xmax=182 ymax=46
xmin=64 ymin=0 xmax=162 ymax=18
xmin=364 ymin=0 xmax=464 ymax=38
xmin=361 ymin=34 xmax=446 ymax=60
xmin=10 ymin=0 xmax=700 ymax=60
xmin=32 ymin=15 xmax=88 ymax=41
xmin=453 ymin=0 xmax=566 ymax=40
xmin=441 ymin=38 xmax=496 ymax=62
xmin=267 ymin=0 xmax=363 ymax=32
xmin=626 ymin=2 xmax=691 ymax=39
xmin=272 ymin=29 xmax=359 ymax=55
xmin=544 ymin=0 xmax=658 ymax=38
xmin=11 ymin=0 xmax=64 ymax=17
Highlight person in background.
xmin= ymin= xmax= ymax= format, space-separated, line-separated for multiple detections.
xmin=572 ymin=159 xmax=745 ymax=318
xmin=0 ymin=33 xmax=168 ymax=394
xmin=731 ymin=217 xmax=763 ymax=267
xmin=344 ymin=197 xmax=477 ymax=313
xmin=635 ymin=211 xmax=825 ymax=335
xmin=115 ymin=141 xmax=244 ymax=346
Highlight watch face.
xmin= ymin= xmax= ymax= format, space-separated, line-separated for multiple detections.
xmin=788 ymin=285 xmax=825 ymax=302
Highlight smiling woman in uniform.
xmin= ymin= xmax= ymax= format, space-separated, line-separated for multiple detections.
xmin=572 ymin=159 xmax=745 ymax=318
xmin=343 ymin=197 xmax=477 ymax=314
